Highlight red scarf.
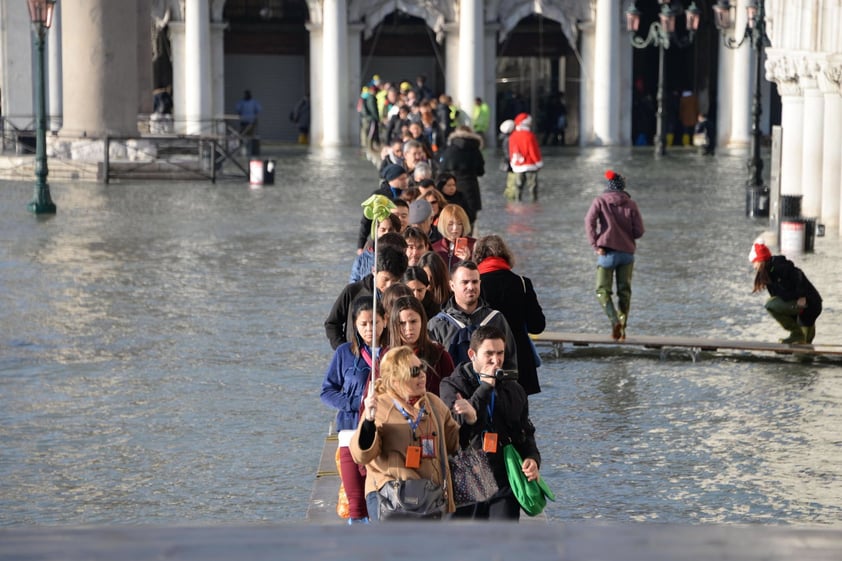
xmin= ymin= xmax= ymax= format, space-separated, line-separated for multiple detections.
xmin=477 ymin=256 xmax=512 ymax=275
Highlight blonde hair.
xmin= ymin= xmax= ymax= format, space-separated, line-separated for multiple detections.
xmin=436 ymin=204 xmax=472 ymax=239
xmin=375 ymin=346 xmax=421 ymax=398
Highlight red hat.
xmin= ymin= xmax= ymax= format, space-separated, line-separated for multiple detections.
xmin=514 ymin=113 xmax=532 ymax=129
xmin=605 ymin=170 xmax=625 ymax=191
xmin=749 ymin=243 xmax=772 ymax=263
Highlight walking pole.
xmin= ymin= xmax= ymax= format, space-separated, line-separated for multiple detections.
xmin=361 ymin=194 xmax=395 ymax=397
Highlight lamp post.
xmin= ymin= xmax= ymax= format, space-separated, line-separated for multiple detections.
xmin=713 ymin=0 xmax=770 ymax=217
xmin=26 ymin=0 xmax=57 ymax=215
xmin=626 ymin=1 xmax=700 ymax=157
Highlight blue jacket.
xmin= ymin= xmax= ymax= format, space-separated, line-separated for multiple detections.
xmin=320 ymin=342 xmax=372 ymax=431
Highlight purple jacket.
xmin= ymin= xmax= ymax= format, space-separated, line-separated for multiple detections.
xmin=585 ymin=190 xmax=644 ymax=253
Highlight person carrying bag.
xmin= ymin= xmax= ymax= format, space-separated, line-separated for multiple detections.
xmin=449 ymin=439 xmax=499 ymax=508
xmin=351 ymin=346 xmax=460 ymax=522
xmin=439 ymin=325 xmax=547 ymax=521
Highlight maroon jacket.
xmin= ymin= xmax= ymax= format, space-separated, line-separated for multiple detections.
xmin=585 ymin=190 xmax=645 ymax=253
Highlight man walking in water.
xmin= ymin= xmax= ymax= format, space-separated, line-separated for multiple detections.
xmin=236 ymin=89 xmax=262 ymax=136
xmin=584 ymin=170 xmax=645 ymax=341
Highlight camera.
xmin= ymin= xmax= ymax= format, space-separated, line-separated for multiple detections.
xmin=494 ymin=369 xmax=518 ymax=382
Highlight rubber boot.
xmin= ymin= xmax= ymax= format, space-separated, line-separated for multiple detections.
xmin=615 ymin=263 xmax=633 ymax=341
xmin=504 ymin=172 xmax=520 ymax=201
xmin=595 ymin=266 xmax=621 ymax=338
xmin=617 ymin=312 xmax=627 ymax=341
xmin=801 ymin=325 xmax=816 ymax=344
xmin=764 ymin=297 xmax=802 ymax=342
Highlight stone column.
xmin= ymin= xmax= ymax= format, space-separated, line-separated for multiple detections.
xmin=483 ymin=24 xmax=500 ymax=146
xmin=211 ymin=21 xmax=228 ymax=134
xmin=0 ymin=0 xmax=34 ymax=131
xmin=593 ymin=0 xmax=620 ymax=145
xmin=444 ymin=23 xmax=459 ymax=99
xmin=321 ymin=0 xmax=347 ymax=146
xmin=305 ymin=22 xmax=323 ymax=146
xmin=726 ymin=1 xmax=752 ymax=147
xmin=184 ymin=0 xmax=211 ymax=135
xmin=47 ymin=1 xmax=63 ymax=131
xmin=767 ymin=53 xmax=803 ymax=198
xmin=457 ymin=0 xmax=483 ymax=119
xmin=137 ymin=0 xmax=153 ymax=116
xmin=619 ymin=23 xmax=633 ymax=145
xmin=348 ymin=23 xmax=363 ymax=147
xmin=61 ymin=0 xmax=138 ymax=137
xmin=819 ymin=61 xmax=841 ymax=232
xmin=169 ymin=22 xmax=186 ymax=133
xmin=800 ymin=68 xmax=824 ymax=218
xmin=578 ymin=21 xmax=595 ymax=147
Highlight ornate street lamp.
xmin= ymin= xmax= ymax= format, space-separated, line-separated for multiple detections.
xmin=626 ymin=1 xmax=700 ymax=157
xmin=26 ymin=0 xmax=57 ymax=214
xmin=713 ymin=0 xmax=770 ymax=217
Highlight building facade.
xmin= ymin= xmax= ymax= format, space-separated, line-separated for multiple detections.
xmin=1 ymin=0 xmax=841 ymax=231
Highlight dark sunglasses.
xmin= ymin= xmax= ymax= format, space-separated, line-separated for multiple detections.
xmin=409 ymin=365 xmax=424 ymax=378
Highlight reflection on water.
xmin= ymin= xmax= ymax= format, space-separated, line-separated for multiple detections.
xmin=1 ymin=146 xmax=841 ymax=526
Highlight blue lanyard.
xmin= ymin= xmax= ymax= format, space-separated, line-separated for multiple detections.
xmin=475 ymin=374 xmax=496 ymax=424
xmin=394 ymin=400 xmax=426 ymax=438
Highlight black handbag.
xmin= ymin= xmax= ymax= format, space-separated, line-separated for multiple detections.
xmin=377 ymin=478 xmax=446 ymax=520
xmin=376 ymin=399 xmax=449 ymax=521
xmin=449 ymin=446 xmax=499 ymax=507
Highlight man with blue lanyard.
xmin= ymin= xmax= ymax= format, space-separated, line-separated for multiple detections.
xmin=439 ymin=325 xmax=542 ymax=520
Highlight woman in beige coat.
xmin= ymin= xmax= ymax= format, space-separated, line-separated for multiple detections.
xmin=351 ymin=346 xmax=463 ymax=521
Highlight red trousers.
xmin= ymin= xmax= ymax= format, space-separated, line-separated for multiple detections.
xmin=338 ymin=446 xmax=367 ymax=519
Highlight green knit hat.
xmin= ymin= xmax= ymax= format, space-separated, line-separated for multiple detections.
xmin=503 ymin=444 xmax=555 ymax=516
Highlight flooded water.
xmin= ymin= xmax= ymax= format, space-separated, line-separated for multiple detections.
xmin=1 ymin=145 xmax=841 ymax=527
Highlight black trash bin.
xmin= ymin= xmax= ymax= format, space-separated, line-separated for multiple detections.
xmin=745 ymin=186 xmax=769 ymax=218
xmin=262 ymin=159 xmax=275 ymax=185
xmin=249 ymin=159 xmax=275 ymax=186
xmin=803 ymin=218 xmax=816 ymax=252
xmin=781 ymin=194 xmax=802 ymax=219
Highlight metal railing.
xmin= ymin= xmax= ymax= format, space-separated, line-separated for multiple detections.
xmin=2 ymin=114 xmax=251 ymax=183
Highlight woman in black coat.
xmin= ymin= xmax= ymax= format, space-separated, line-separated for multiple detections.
xmin=750 ymin=242 xmax=822 ymax=344
xmin=438 ymin=126 xmax=485 ymax=227
xmin=473 ymin=234 xmax=546 ymax=395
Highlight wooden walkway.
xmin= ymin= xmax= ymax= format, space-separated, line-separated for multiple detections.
xmin=307 ymin=429 xmax=343 ymax=524
xmin=3 ymin=522 xmax=841 ymax=560
xmin=533 ymin=331 xmax=842 ymax=362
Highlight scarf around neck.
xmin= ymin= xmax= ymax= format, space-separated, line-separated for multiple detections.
xmin=477 ymin=256 xmax=512 ymax=275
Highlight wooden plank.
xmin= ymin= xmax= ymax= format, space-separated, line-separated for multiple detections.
xmin=2 ymin=522 xmax=841 ymax=560
xmin=532 ymin=331 xmax=842 ymax=357
xmin=307 ymin=427 xmax=344 ymax=525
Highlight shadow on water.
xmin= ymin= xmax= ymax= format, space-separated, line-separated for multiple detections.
xmin=1 ymin=144 xmax=841 ymax=526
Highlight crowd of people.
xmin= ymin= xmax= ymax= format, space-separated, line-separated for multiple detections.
xmin=316 ymin=74 xmax=824 ymax=526
xmin=321 ymin=105 xmax=550 ymax=520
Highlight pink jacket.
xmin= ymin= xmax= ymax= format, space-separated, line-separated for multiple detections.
xmin=585 ymin=190 xmax=645 ymax=253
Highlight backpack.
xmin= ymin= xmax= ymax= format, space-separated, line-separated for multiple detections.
xmin=435 ymin=310 xmax=499 ymax=366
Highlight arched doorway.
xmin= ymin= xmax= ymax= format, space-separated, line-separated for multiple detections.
xmin=359 ymin=12 xmax=444 ymax=96
xmin=496 ymin=15 xmax=578 ymax=144
xmin=223 ymin=0 xmax=310 ymax=142
xmin=628 ymin=0 xmax=718 ymax=147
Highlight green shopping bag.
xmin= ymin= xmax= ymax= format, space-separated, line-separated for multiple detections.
xmin=502 ymin=444 xmax=555 ymax=516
